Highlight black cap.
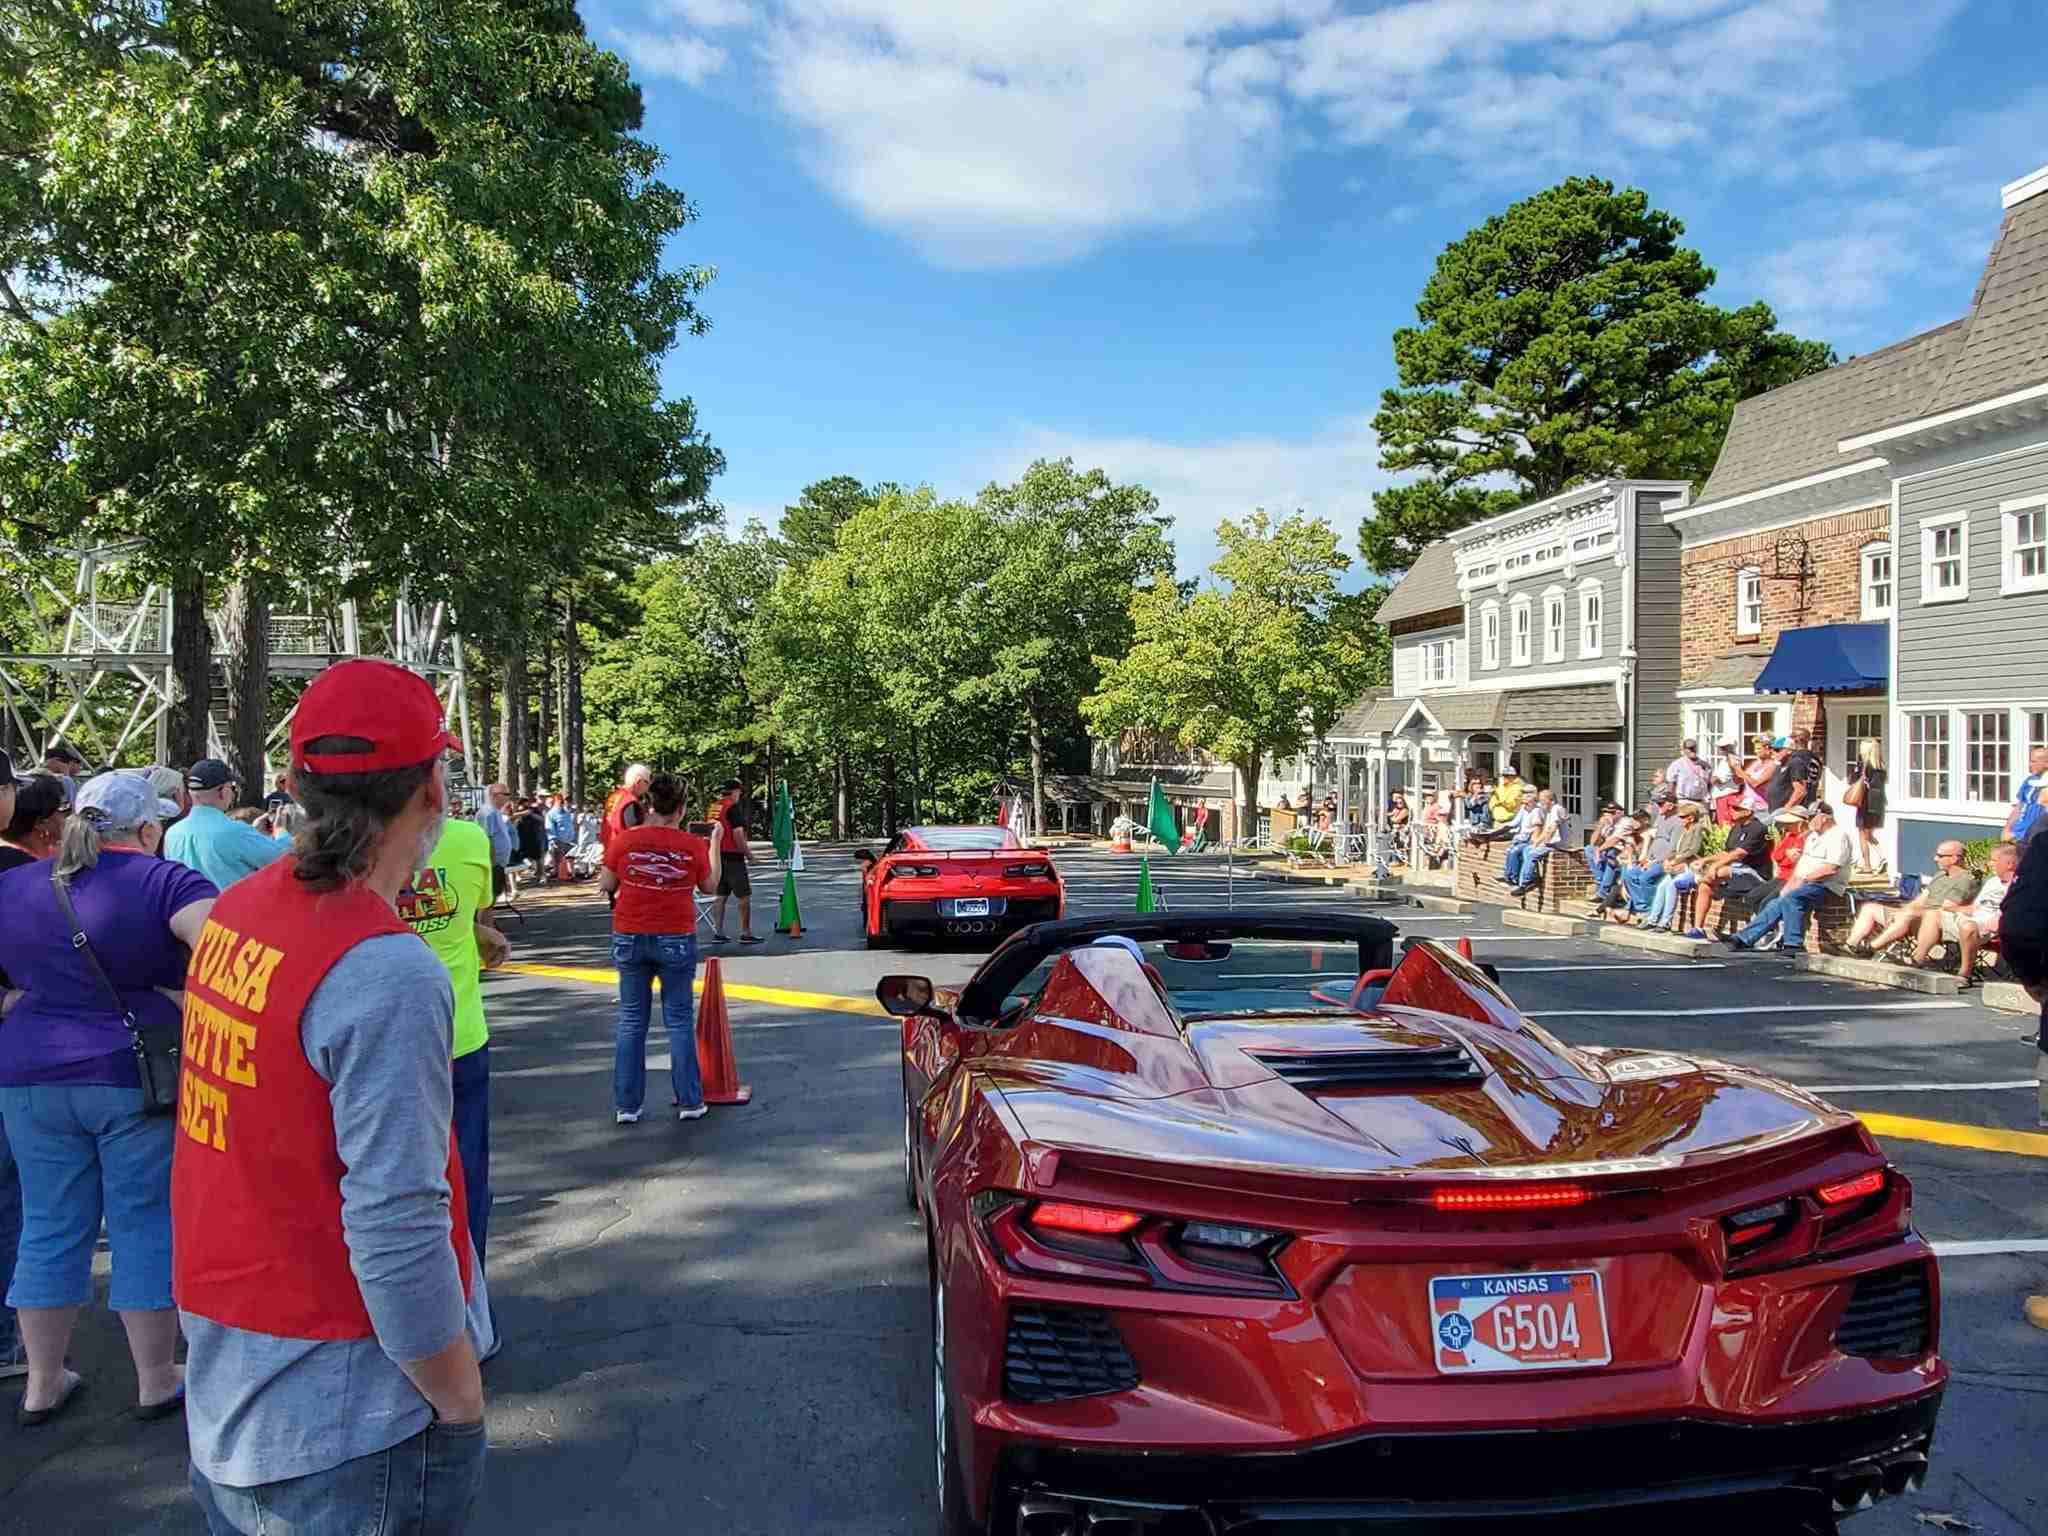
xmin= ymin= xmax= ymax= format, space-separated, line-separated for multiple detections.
xmin=186 ymin=758 xmax=236 ymax=791
xmin=715 ymin=779 xmax=741 ymax=794
xmin=44 ymin=743 xmax=84 ymax=766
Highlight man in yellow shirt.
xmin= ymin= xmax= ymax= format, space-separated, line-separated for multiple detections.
xmin=1488 ymin=764 xmax=1526 ymax=828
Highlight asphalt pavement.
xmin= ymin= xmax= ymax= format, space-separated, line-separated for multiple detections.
xmin=3 ymin=841 xmax=2043 ymax=1535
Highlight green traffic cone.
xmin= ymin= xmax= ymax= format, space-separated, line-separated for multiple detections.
xmin=777 ymin=867 xmax=803 ymax=935
xmin=1135 ymin=856 xmax=1157 ymax=915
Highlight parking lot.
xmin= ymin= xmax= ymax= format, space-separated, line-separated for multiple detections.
xmin=3 ymin=840 xmax=2042 ymax=1535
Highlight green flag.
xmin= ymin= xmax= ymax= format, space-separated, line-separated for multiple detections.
xmin=1147 ymin=778 xmax=1178 ymax=853
xmin=771 ymin=780 xmax=796 ymax=864
xmin=1135 ymin=856 xmax=1158 ymax=914
xmin=777 ymin=867 xmax=803 ymax=934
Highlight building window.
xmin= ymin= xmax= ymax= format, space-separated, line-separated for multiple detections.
xmin=1920 ymin=515 xmax=1968 ymax=603
xmin=1558 ymin=754 xmax=1585 ymax=821
xmin=2031 ymin=710 xmax=2048 ymax=756
xmin=2002 ymin=498 xmax=2048 ymax=595
xmin=1965 ymin=710 xmax=2012 ymax=804
xmin=1907 ymin=711 xmax=1951 ymax=801
xmin=1740 ymin=707 xmax=1779 ymax=749
xmin=1422 ymin=638 xmax=1454 ymax=686
xmin=1510 ymin=597 xmax=1532 ymax=666
xmin=1542 ymin=588 xmax=1565 ymax=662
xmin=1841 ymin=711 xmax=1884 ymax=782
xmin=1480 ymin=603 xmax=1500 ymax=669
xmin=1736 ymin=567 xmax=1762 ymax=637
xmin=1578 ymin=580 xmax=1603 ymax=657
xmin=1690 ymin=707 xmax=1725 ymax=747
xmin=1861 ymin=543 xmax=1893 ymax=619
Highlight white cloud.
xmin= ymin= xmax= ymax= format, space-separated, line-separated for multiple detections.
xmin=652 ymin=0 xmax=755 ymax=27
xmin=609 ymin=27 xmax=728 ymax=86
xmin=989 ymin=416 xmax=1392 ymax=583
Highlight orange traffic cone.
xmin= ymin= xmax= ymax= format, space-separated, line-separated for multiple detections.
xmin=1456 ymin=936 xmax=1474 ymax=961
xmin=695 ymin=958 xmax=753 ymax=1106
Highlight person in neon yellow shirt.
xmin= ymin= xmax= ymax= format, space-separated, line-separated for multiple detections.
xmin=398 ymin=818 xmax=508 ymax=1267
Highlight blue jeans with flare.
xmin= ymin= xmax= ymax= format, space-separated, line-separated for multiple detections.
xmin=612 ymin=932 xmax=701 ymax=1115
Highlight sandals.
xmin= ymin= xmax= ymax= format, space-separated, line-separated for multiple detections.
xmin=135 ymin=1382 xmax=186 ymax=1422
xmin=17 ymin=1369 xmax=84 ymax=1428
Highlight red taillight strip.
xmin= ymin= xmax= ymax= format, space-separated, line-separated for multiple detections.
xmin=1816 ymin=1169 xmax=1886 ymax=1206
xmin=1430 ymin=1183 xmax=1590 ymax=1211
xmin=1030 ymin=1201 xmax=1144 ymax=1235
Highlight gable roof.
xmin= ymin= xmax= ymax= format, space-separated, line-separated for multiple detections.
xmin=1696 ymin=321 xmax=1967 ymax=506
xmin=1919 ymin=189 xmax=2048 ymax=416
xmin=1330 ymin=687 xmax=1391 ymax=739
xmin=1373 ymin=540 xmax=1460 ymax=625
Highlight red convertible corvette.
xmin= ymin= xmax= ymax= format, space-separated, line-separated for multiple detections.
xmin=880 ymin=913 xmax=1943 ymax=1536
xmin=855 ymin=826 xmax=1065 ymax=948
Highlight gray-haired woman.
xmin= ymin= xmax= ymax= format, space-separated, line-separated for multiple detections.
xmin=0 ymin=773 xmax=215 ymax=1426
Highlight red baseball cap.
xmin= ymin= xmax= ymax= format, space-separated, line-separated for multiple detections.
xmin=291 ymin=659 xmax=462 ymax=774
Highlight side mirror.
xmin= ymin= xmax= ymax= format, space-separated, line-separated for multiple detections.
xmin=877 ymin=974 xmax=941 ymax=1017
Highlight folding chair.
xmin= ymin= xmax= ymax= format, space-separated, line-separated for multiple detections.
xmin=694 ymin=889 xmax=721 ymax=940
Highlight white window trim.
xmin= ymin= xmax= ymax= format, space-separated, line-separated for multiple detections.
xmin=1577 ymin=578 xmax=1603 ymax=659
xmin=1541 ymin=584 xmax=1566 ymax=663
xmin=1674 ymin=692 xmax=1787 ymax=751
xmin=1919 ymin=512 xmax=1969 ymax=605
xmin=1887 ymin=703 xmax=2048 ymax=817
xmin=1735 ymin=567 xmax=1762 ymax=637
xmin=1509 ymin=595 xmax=1533 ymax=667
xmin=2000 ymin=496 xmax=2048 ymax=596
xmin=1478 ymin=600 xmax=1501 ymax=670
xmin=1860 ymin=541 xmax=1893 ymax=620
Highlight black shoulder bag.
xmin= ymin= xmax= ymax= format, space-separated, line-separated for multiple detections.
xmin=50 ymin=869 xmax=181 ymax=1115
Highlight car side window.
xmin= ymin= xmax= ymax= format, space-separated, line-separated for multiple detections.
xmin=993 ymin=955 xmax=1062 ymax=1029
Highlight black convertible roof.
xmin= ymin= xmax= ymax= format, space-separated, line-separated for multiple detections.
xmin=958 ymin=909 xmax=1400 ymax=1022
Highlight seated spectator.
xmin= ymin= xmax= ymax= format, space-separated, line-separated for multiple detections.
xmin=1688 ymin=798 xmax=1772 ymax=936
xmin=1955 ymin=841 xmax=2021 ymax=988
xmin=1842 ymin=839 xmax=1976 ymax=960
xmin=1593 ymin=809 xmax=1645 ymax=909
xmin=1386 ymin=793 xmax=1411 ymax=864
xmin=1420 ymin=795 xmax=1450 ymax=868
xmin=1504 ymin=789 xmax=1565 ymax=894
xmin=1620 ymin=793 xmax=1681 ymax=915
xmin=1643 ymin=800 xmax=1708 ymax=932
xmin=1582 ymin=802 xmax=1624 ymax=875
xmin=1723 ymin=803 xmax=1853 ymax=953
xmin=1485 ymin=766 xmax=1525 ymax=836
xmin=1749 ymin=805 xmax=1812 ymax=908
xmin=1462 ymin=775 xmax=1492 ymax=832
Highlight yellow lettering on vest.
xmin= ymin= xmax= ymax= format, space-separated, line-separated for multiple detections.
xmin=186 ymin=923 xmax=219 ymax=989
xmin=222 ymin=1017 xmax=258 ymax=1088
xmin=182 ymin=998 xmax=204 ymax=1062
xmin=182 ymin=1076 xmax=229 ymax=1151
xmin=224 ymin=941 xmax=261 ymax=1007
xmin=237 ymin=945 xmax=285 ymax=1015
xmin=197 ymin=923 xmax=240 ymax=993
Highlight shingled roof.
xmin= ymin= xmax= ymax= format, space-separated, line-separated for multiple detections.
xmin=1373 ymin=540 xmax=1461 ymax=625
xmin=1919 ymin=186 xmax=2048 ymax=416
xmin=1697 ymin=321 xmax=1966 ymax=505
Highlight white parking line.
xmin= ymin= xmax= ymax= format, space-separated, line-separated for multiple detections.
xmin=1930 ymin=1239 xmax=2048 ymax=1256
xmin=1806 ymin=1080 xmax=2038 ymax=1094
xmin=1496 ymin=962 xmax=1730 ymax=973
xmin=1523 ymin=1001 xmax=1973 ymax=1018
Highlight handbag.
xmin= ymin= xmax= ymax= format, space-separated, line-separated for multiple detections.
xmin=1844 ymin=775 xmax=1867 ymax=808
xmin=50 ymin=870 xmax=181 ymax=1115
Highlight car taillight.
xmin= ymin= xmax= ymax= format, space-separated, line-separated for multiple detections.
xmin=974 ymin=1194 xmax=1292 ymax=1297
xmin=1817 ymin=1170 xmax=1886 ymax=1206
xmin=1004 ymin=862 xmax=1054 ymax=879
xmin=1431 ymin=1184 xmax=1590 ymax=1211
xmin=1721 ymin=1166 xmax=1910 ymax=1277
xmin=885 ymin=864 xmax=940 ymax=882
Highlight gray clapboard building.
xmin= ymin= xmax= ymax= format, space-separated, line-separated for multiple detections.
xmin=1334 ymin=478 xmax=1689 ymax=825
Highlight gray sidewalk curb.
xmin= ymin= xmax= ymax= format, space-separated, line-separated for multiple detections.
xmin=1793 ymin=952 xmax=1963 ymax=995
xmin=1595 ymin=925 xmax=1714 ymax=959
xmin=1500 ymin=908 xmax=1596 ymax=937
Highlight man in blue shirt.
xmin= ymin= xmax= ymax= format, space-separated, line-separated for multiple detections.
xmin=544 ymin=793 xmax=575 ymax=872
xmin=477 ymin=782 xmax=514 ymax=898
xmin=2006 ymin=746 xmax=2048 ymax=843
xmin=164 ymin=758 xmax=287 ymax=890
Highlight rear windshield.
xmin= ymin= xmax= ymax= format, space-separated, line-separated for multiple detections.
xmin=910 ymin=827 xmax=1015 ymax=851
xmin=1002 ymin=938 xmax=1363 ymax=1020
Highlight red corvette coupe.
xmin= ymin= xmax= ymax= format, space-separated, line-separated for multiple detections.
xmin=854 ymin=826 xmax=1065 ymax=948
xmin=881 ymin=913 xmax=1944 ymax=1536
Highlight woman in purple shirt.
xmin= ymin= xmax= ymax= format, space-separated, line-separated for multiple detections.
xmin=0 ymin=772 xmax=215 ymax=1426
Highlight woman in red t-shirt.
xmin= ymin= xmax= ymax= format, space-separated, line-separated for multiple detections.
xmin=598 ymin=776 xmax=721 ymax=1123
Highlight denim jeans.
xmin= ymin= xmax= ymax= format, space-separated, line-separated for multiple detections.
xmin=1737 ymin=880 xmax=1830 ymax=950
xmin=0 ymin=1110 xmax=18 ymax=1357
xmin=191 ymin=1419 xmax=487 ymax=1536
xmin=1645 ymin=871 xmax=1696 ymax=930
xmin=1622 ymin=862 xmax=1666 ymax=913
xmin=0 ymin=1083 xmax=172 ymax=1310
xmin=452 ymin=1046 xmax=490 ymax=1262
xmin=613 ymin=932 xmax=701 ymax=1114
xmin=1504 ymin=842 xmax=1551 ymax=888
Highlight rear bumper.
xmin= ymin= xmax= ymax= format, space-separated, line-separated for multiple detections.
xmin=997 ymin=1391 xmax=1942 ymax=1532
xmin=881 ymin=896 xmax=1062 ymax=939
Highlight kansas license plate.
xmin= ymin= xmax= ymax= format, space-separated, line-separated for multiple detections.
xmin=953 ymin=898 xmax=991 ymax=917
xmin=1430 ymin=1270 xmax=1611 ymax=1374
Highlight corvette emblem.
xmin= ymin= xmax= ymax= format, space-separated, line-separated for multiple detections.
xmin=1437 ymin=1313 xmax=1474 ymax=1352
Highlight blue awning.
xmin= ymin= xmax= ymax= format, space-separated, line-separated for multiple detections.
xmin=1753 ymin=622 xmax=1889 ymax=695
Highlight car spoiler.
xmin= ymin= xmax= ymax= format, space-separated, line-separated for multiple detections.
xmin=888 ymin=848 xmax=1049 ymax=860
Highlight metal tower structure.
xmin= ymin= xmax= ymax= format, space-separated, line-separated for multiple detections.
xmin=0 ymin=539 xmax=473 ymax=777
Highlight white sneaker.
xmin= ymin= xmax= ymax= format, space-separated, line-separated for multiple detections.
xmin=678 ymin=1104 xmax=709 ymax=1121
xmin=1754 ymin=932 xmax=1782 ymax=952
xmin=615 ymin=1109 xmax=642 ymax=1124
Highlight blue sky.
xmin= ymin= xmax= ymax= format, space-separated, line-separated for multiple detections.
xmin=583 ymin=0 xmax=2047 ymax=579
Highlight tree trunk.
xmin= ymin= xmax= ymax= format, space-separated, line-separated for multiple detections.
xmin=556 ymin=594 xmax=574 ymax=799
xmin=881 ymin=753 xmax=899 ymax=837
xmin=833 ymin=750 xmax=849 ymax=840
xmin=474 ymin=680 xmax=496 ymax=787
xmin=1026 ymin=702 xmax=1046 ymax=838
xmin=220 ymin=578 xmax=270 ymax=803
xmin=498 ymin=632 xmax=527 ymax=793
xmin=563 ymin=596 xmax=584 ymax=803
xmin=1235 ymin=755 xmax=1263 ymax=849
xmin=167 ymin=568 xmax=211 ymax=767
xmin=538 ymin=622 xmax=556 ymax=794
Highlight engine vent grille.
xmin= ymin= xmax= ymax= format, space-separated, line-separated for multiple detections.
xmin=1004 ymin=1307 xmax=1139 ymax=1404
xmin=1250 ymin=1045 xmax=1485 ymax=1089
xmin=1836 ymin=1264 xmax=1932 ymax=1358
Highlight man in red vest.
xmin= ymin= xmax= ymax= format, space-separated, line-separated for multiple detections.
xmin=600 ymin=763 xmax=652 ymax=847
xmin=175 ymin=658 xmax=486 ymax=1535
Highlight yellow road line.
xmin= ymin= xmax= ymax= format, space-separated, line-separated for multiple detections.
xmin=500 ymin=963 xmax=2048 ymax=1153
xmin=497 ymin=961 xmax=886 ymax=1017
xmin=1858 ymin=1111 xmax=2048 ymax=1160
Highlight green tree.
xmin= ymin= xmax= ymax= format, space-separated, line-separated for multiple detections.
xmin=1084 ymin=512 xmax=1377 ymax=837
xmin=1362 ymin=176 xmax=1833 ymax=572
